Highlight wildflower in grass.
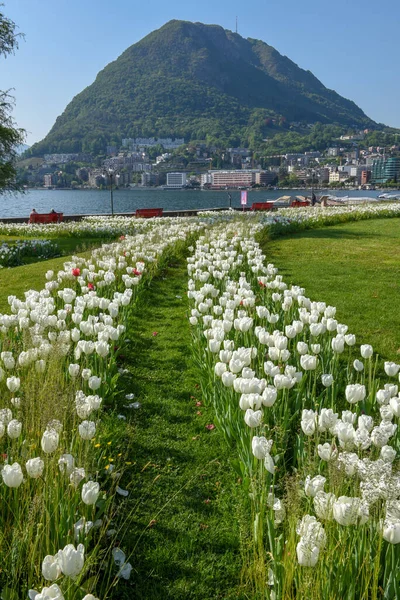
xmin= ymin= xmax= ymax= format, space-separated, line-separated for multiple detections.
xmin=6 ymin=376 xmax=20 ymax=392
xmin=385 ymin=362 xmax=400 ymax=377
xmin=358 ymin=414 xmax=374 ymax=431
xmin=345 ymin=384 xmax=366 ymax=404
xmin=214 ymin=362 xmax=227 ymax=376
xmin=112 ymin=547 xmax=126 ymax=566
xmin=305 ymin=475 xmax=326 ymax=498
xmin=345 ymin=334 xmax=356 ymax=346
xmin=354 ymin=427 xmax=372 ymax=450
xmin=1 ymin=462 xmax=24 ymax=487
xmin=205 ymin=424 xmax=215 ymax=430
xmin=301 ymin=409 xmax=316 ymax=436
xmin=74 ymin=517 xmax=93 ymax=541
xmin=1 ymin=352 xmax=15 ymax=370
xmin=81 ymin=369 xmax=91 ymax=381
xmin=296 ymin=540 xmax=321 ymax=567
xmin=7 ymin=418 xmax=22 ymax=439
xmin=41 ymin=429 xmax=59 ymax=454
xmin=300 ymin=354 xmax=317 ymax=371
xmin=296 ymin=515 xmax=326 ymax=548
xmin=360 ymin=344 xmax=373 ymax=358
xmin=333 ymin=496 xmax=369 ymax=526
xmin=252 ymin=436 xmax=273 ymax=460
xmin=353 ymin=359 xmax=364 ymax=372
xmin=88 ymin=376 xmax=101 ymax=391
xmin=68 ymin=363 xmax=80 ymax=378
xmin=261 ymin=386 xmax=278 ymax=407
xmin=81 ymin=481 xmax=100 ymax=505
xmin=318 ymin=409 xmax=338 ymax=433
xmin=70 ymin=467 xmax=85 ymax=488
xmin=297 ymin=341 xmax=309 ymax=355
xmin=29 ymin=584 xmax=64 ymax=599
xmin=244 ymin=409 xmax=262 ymax=428
xmin=371 ymin=425 xmax=392 ymax=448
xmin=0 ymin=409 xmax=13 ymax=426
xmin=118 ymin=562 xmax=133 ymax=579
xmin=35 ymin=359 xmax=46 ymax=373
xmin=314 ymin=491 xmax=336 ymax=520
xmin=336 ymin=422 xmax=356 ymax=449
xmin=381 ymin=445 xmax=397 ymax=462
xmin=331 ymin=336 xmax=345 ymax=353
xmin=58 ymin=454 xmax=75 ymax=475
xmin=56 ymin=543 xmax=85 ymax=577
xmin=221 ymin=371 xmax=236 ymax=387
xmin=383 ymin=522 xmax=400 ymax=544
xmin=317 ymin=443 xmax=337 ymax=461
xmin=42 ymin=555 xmax=61 ymax=581
xmin=389 ymin=396 xmax=400 ymax=416
xmin=26 ymin=457 xmax=44 ymax=479
xmin=78 ymin=421 xmax=96 ymax=440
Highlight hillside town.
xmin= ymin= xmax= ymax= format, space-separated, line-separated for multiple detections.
xmin=18 ymin=131 xmax=400 ymax=191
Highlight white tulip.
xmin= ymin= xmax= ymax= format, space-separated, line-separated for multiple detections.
xmin=26 ymin=457 xmax=44 ymax=479
xmin=41 ymin=429 xmax=59 ymax=454
xmin=82 ymin=481 xmax=100 ymax=505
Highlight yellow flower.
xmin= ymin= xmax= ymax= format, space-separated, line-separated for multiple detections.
xmin=94 ymin=443 xmax=101 ymax=448
xmin=107 ymin=441 xmax=112 ymax=446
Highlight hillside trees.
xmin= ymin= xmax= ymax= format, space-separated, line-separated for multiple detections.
xmin=0 ymin=4 xmax=25 ymax=192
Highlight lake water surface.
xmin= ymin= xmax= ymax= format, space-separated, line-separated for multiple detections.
xmin=0 ymin=188 xmax=381 ymax=218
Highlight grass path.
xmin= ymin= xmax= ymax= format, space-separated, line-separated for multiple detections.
xmin=263 ymin=217 xmax=400 ymax=359
xmin=117 ymin=252 xmax=246 ymax=600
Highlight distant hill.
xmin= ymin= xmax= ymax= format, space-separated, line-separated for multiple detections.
xmin=15 ymin=143 xmax=30 ymax=155
xmin=30 ymin=20 xmax=376 ymax=155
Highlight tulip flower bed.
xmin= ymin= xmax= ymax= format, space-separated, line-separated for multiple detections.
xmin=0 ymin=218 xmax=203 ymax=600
xmin=0 ymin=204 xmax=399 ymax=599
xmin=188 ymin=220 xmax=400 ymax=599
xmin=0 ymin=239 xmax=59 ymax=267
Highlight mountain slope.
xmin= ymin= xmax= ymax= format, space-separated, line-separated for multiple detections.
xmin=31 ymin=20 xmax=375 ymax=155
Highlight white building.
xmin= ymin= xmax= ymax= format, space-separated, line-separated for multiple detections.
xmin=166 ymin=172 xmax=187 ymax=188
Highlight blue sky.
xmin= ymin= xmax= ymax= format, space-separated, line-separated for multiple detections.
xmin=2 ymin=0 xmax=399 ymax=145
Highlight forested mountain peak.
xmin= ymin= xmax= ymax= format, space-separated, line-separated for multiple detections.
xmin=30 ymin=20 xmax=375 ymax=155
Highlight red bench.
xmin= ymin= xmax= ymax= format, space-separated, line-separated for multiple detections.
xmin=291 ymin=201 xmax=310 ymax=208
xmin=135 ymin=208 xmax=163 ymax=218
xmin=29 ymin=212 xmax=63 ymax=224
xmin=251 ymin=202 xmax=274 ymax=211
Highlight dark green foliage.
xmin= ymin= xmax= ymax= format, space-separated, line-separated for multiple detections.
xmin=29 ymin=20 xmax=375 ymax=156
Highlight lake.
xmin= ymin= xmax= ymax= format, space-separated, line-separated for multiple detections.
xmin=0 ymin=188 xmax=381 ymax=218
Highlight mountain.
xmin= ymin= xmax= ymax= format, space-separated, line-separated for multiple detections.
xmin=15 ymin=143 xmax=30 ymax=155
xmin=30 ymin=20 xmax=375 ymax=155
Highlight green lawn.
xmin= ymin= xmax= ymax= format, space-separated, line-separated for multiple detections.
xmin=116 ymin=253 xmax=246 ymax=600
xmin=262 ymin=217 xmax=400 ymax=359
